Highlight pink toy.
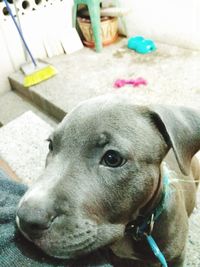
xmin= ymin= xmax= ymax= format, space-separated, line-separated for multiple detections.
xmin=114 ymin=77 xmax=147 ymax=88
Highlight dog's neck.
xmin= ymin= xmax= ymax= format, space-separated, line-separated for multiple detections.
xmin=110 ymin=163 xmax=169 ymax=261
xmin=128 ymin=162 xmax=170 ymax=235
xmin=139 ymin=169 xmax=163 ymax=219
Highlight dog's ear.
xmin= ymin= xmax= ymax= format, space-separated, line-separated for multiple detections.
xmin=148 ymin=105 xmax=200 ymax=175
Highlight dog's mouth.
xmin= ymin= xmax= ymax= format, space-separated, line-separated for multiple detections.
xmin=16 ymin=215 xmax=125 ymax=259
xmin=35 ymin=223 xmax=98 ymax=259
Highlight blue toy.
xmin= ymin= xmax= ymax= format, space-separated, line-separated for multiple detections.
xmin=128 ymin=36 xmax=156 ymax=54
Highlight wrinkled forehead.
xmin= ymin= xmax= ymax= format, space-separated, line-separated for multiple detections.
xmin=57 ymin=98 xmax=136 ymax=134
xmin=53 ymin=108 xmax=123 ymax=150
xmin=51 ymin=97 xmax=150 ymax=152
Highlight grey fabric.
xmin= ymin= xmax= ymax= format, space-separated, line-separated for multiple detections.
xmin=0 ymin=170 xmax=112 ymax=267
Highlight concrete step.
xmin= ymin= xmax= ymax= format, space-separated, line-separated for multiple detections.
xmin=8 ymin=39 xmax=200 ymax=122
xmin=0 ymin=111 xmax=53 ymax=184
xmin=0 ymin=90 xmax=58 ymax=127
xmin=8 ymin=39 xmax=130 ymax=120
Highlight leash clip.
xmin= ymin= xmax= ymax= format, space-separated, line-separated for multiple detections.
xmin=126 ymin=224 xmax=144 ymax=241
xmin=127 ymin=214 xmax=155 ymax=241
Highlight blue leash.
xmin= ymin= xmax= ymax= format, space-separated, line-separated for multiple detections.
xmin=3 ymin=0 xmax=37 ymax=67
xmin=146 ymin=235 xmax=168 ymax=267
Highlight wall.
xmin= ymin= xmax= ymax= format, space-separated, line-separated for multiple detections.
xmin=120 ymin=0 xmax=200 ymax=50
xmin=0 ymin=0 xmax=73 ymax=95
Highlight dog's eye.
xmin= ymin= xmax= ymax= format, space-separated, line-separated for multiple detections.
xmin=101 ymin=150 xmax=125 ymax=168
xmin=47 ymin=139 xmax=53 ymax=151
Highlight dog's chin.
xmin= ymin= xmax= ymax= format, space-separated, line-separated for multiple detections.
xmin=34 ymin=237 xmax=99 ymax=259
xmin=19 ymin=221 xmax=125 ymax=259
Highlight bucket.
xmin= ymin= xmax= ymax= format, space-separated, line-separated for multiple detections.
xmin=77 ymin=16 xmax=118 ymax=47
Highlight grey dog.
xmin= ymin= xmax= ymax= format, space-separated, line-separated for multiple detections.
xmin=16 ymin=94 xmax=200 ymax=266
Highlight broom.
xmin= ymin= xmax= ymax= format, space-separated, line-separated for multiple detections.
xmin=3 ymin=0 xmax=57 ymax=87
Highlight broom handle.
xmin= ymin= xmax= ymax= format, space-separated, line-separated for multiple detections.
xmin=13 ymin=0 xmax=28 ymax=61
xmin=3 ymin=0 xmax=37 ymax=67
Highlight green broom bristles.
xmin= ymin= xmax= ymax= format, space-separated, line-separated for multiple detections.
xmin=24 ymin=65 xmax=57 ymax=87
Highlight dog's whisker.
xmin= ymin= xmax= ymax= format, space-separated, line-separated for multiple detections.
xmin=171 ymin=188 xmax=195 ymax=194
xmin=170 ymin=178 xmax=198 ymax=183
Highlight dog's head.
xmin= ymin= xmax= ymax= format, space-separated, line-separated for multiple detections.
xmin=16 ymin=94 xmax=200 ymax=259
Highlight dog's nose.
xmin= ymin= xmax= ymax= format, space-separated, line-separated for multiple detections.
xmin=17 ymin=203 xmax=56 ymax=238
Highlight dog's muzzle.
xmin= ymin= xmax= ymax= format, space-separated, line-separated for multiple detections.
xmin=16 ymin=204 xmax=57 ymax=240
